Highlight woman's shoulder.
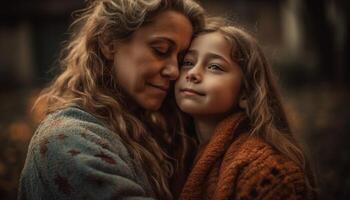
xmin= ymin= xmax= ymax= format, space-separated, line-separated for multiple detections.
xmin=35 ymin=106 xmax=107 ymax=136
xmin=35 ymin=107 xmax=112 ymax=137
xmin=20 ymin=106 xmax=155 ymax=199
xmin=30 ymin=106 xmax=130 ymax=160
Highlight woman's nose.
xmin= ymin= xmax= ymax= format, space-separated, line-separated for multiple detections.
xmin=161 ymin=57 xmax=179 ymax=80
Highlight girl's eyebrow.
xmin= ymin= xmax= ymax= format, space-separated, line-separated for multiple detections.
xmin=205 ymin=53 xmax=231 ymax=65
xmin=185 ymin=49 xmax=197 ymax=57
xmin=186 ymin=49 xmax=231 ymax=65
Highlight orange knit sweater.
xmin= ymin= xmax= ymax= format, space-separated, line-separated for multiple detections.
xmin=179 ymin=112 xmax=314 ymax=200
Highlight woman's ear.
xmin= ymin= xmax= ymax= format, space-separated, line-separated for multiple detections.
xmin=238 ymin=92 xmax=248 ymax=109
xmin=99 ymin=36 xmax=116 ymax=60
xmin=239 ymin=98 xmax=247 ymax=109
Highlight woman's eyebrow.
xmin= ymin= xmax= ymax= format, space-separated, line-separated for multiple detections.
xmin=152 ymin=36 xmax=193 ymax=52
xmin=151 ymin=37 xmax=175 ymax=46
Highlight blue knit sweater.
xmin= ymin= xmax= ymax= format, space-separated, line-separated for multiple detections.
xmin=18 ymin=107 xmax=156 ymax=200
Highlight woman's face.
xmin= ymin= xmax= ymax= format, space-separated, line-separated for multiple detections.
xmin=111 ymin=10 xmax=193 ymax=111
xmin=175 ymin=32 xmax=243 ymax=118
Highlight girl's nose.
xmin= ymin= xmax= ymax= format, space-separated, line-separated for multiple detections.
xmin=185 ymin=67 xmax=202 ymax=83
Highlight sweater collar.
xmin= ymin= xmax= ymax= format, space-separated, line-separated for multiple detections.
xmin=180 ymin=111 xmax=248 ymax=199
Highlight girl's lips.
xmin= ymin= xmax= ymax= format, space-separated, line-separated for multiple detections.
xmin=180 ymin=88 xmax=205 ymax=96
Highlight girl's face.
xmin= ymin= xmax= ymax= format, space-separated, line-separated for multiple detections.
xmin=109 ymin=10 xmax=193 ymax=111
xmin=175 ymin=32 xmax=243 ymax=118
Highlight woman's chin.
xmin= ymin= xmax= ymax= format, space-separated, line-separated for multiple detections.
xmin=140 ymin=100 xmax=163 ymax=111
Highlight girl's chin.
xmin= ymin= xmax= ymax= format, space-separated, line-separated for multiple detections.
xmin=179 ymin=106 xmax=205 ymax=116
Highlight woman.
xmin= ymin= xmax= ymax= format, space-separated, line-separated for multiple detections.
xmin=18 ymin=0 xmax=204 ymax=199
xmin=175 ymin=18 xmax=316 ymax=199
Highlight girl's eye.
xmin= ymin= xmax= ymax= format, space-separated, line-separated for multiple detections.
xmin=208 ymin=64 xmax=223 ymax=71
xmin=181 ymin=60 xmax=194 ymax=68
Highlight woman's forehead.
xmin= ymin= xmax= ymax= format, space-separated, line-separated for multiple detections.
xmin=135 ymin=10 xmax=193 ymax=50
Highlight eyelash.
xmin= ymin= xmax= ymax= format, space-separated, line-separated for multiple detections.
xmin=181 ymin=60 xmax=194 ymax=68
xmin=181 ymin=60 xmax=223 ymax=72
xmin=208 ymin=64 xmax=223 ymax=71
xmin=152 ymin=47 xmax=169 ymax=56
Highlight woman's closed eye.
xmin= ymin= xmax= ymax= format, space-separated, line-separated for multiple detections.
xmin=152 ymin=46 xmax=170 ymax=57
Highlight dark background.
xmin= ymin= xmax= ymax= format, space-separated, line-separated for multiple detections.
xmin=0 ymin=0 xmax=349 ymax=199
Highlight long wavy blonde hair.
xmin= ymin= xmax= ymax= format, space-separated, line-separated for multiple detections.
xmin=33 ymin=0 xmax=204 ymax=199
xmin=196 ymin=18 xmax=316 ymax=192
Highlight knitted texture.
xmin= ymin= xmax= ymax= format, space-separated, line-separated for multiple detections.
xmin=179 ymin=112 xmax=313 ymax=200
xmin=18 ymin=107 xmax=155 ymax=200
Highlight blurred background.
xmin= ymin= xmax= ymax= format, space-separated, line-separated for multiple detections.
xmin=0 ymin=0 xmax=349 ymax=199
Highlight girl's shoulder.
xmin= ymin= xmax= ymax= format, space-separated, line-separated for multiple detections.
xmin=224 ymin=134 xmax=309 ymax=199
xmin=227 ymin=133 xmax=302 ymax=175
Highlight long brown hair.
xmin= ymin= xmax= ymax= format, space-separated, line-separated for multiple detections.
xmin=197 ymin=18 xmax=316 ymax=192
xmin=33 ymin=0 xmax=204 ymax=199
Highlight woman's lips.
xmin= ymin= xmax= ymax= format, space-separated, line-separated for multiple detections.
xmin=148 ymin=83 xmax=168 ymax=92
xmin=180 ymin=88 xmax=205 ymax=96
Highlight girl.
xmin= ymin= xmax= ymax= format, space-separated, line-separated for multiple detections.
xmin=18 ymin=0 xmax=204 ymax=199
xmin=175 ymin=18 xmax=316 ymax=199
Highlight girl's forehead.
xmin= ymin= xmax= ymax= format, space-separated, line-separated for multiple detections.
xmin=191 ymin=32 xmax=228 ymax=48
xmin=189 ymin=32 xmax=232 ymax=58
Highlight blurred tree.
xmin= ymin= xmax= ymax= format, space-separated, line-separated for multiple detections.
xmin=302 ymin=0 xmax=349 ymax=85
xmin=303 ymin=0 xmax=335 ymax=83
